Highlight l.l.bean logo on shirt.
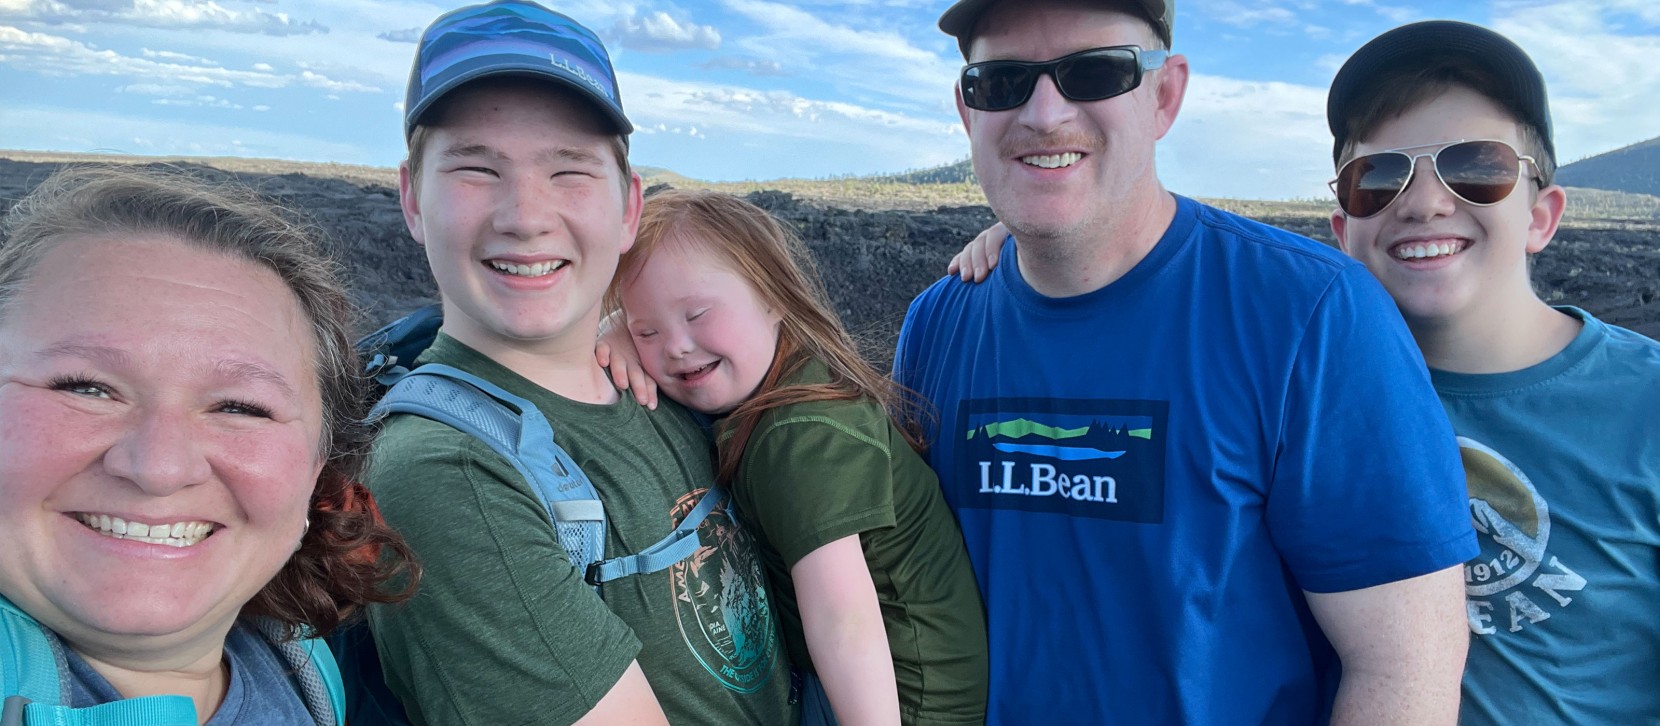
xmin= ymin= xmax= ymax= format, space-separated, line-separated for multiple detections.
xmin=955 ymin=398 xmax=1169 ymax=523
xmin=1460 ymin=436 xmax=1587 ymax=635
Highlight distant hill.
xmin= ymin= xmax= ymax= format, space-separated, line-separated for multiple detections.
xmin=635 ymin=165 xmax=694 ymax=186
xmin=1557 ymin=136 xmax=1660 ymax=197
xmin=874 ymin=158 xmax=976 ymax=185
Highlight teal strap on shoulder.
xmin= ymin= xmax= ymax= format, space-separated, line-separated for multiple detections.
xmin=301 ymin=638 xmax=346 ymax=726
xmin=1 ymin=596 xmax=60 ymax=710
xmin=22 ymin=696 xmax=197 ymax=726
xmin=589 ymin=487 xmax=729 ymax=583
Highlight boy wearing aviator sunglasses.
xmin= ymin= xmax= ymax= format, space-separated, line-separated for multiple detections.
xmin=904 ymin=1 xmax=1476 ymax=724
xmin=1328 ymin=20 xmax=1660 ymax=724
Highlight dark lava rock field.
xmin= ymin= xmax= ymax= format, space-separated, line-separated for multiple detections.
xmin=2 ymin=158 xmax=1656 ymax=371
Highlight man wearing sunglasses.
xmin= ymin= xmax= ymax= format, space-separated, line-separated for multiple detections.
xmin=894 ymin=1 xmax=1477 ymax=724
xmin=1328 ymin=21 xmax=1660 ymax=724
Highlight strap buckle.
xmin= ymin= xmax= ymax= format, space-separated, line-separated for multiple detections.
xmin=584 ymin=560 xmax=607 ymax=587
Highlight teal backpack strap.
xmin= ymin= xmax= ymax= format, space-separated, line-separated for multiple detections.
xmin=2 ymin=595 xmax=62 ymax=717
xmin=16 ymin=698 xmax=197 ymax=726
xmin=306 ymin=639 xmax=345 ymax=726
xmin=252 ymin=620 xmax=343 ymax=726
xmin=2 ymin=596 xmax=196 ymax=726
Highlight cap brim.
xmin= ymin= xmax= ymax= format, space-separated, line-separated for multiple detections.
xmin=405 ymin=64 xmax=633 ymax=139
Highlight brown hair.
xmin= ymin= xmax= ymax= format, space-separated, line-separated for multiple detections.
xmin=0 ymin=164 xmax=419 ymax=638
xmin=1334 ymin=58 xmax=1556 ymax=186
xmin=609 ymin=189 xmax=929 ymax=484
xmin=405 ymin=78 xmax=632 ymax=198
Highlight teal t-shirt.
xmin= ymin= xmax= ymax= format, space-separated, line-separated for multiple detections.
xmin=1432 ymin=307 xmax=1660 ymax=724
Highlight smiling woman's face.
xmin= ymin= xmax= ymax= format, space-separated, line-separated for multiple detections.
xmin=0 ymin=233 xmax=324 ymax=653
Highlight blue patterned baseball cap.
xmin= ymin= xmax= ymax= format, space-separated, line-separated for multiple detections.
xmin=403 ymin=0 xmax=631 ymax=139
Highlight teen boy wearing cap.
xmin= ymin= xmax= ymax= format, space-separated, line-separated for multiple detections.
xmin=895 ymin=0 xmax=1478 ymax=723
xmin=362 ymin=2 xmax=796 ymax=724
xmin=1327 ymin=21 xmax=1660 ymax=724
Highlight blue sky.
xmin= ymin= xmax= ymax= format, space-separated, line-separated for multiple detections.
xmin=2 ymin=0 xmax=1656 ymax=199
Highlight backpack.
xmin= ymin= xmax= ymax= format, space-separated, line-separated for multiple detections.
xmin=0 ymin=594 xmax=344 ymax=726
xmin=331 ymin=304 xmax=728 ymax=725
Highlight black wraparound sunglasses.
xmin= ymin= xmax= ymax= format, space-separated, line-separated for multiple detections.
xmin=960 ymin=45 xmax=1170 ymax=112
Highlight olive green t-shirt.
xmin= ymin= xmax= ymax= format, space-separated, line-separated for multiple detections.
xmin=365 ymin=334 xmax=795 ymax=726
xmin=731 ymin=360 xmax=988 ymax=725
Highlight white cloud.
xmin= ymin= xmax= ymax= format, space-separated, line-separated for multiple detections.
xmin=699 ymin=55 xmax=786 ymax=76
xmin=719 ymin=0 xmax=958 ymax=111
xmin=622 ymin=70 xmax=963 ymax=176
xmin=1161 ymin=73 xmax=1333 ymax=199
xmin=118 ymin=81 xmax=194 ymax=96
xmin=0 ymin=24 xmax=379 ymax=92
xmin=1 ymin=102 xmax=375 ymax=162
xmin=141 ymin=47 xmax=209 ymax=64
xmin=153 ymin=94 xmax=242 ymax=109
xmin=1207 ymin=2 xmax=1298 ymax=28
xmin=0 ymin=0 xmax=328 ymax=36
xmin=376 ymin=26 xmax=419 ymax=43
xmin=613 ymin=10 xmax=720 ymax=52
xmin=299 ymin=68 xmax=376 ymax=93
xmin=1493 ymin=0 xmax=1660 ymax=162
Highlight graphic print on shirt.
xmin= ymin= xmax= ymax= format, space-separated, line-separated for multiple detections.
xmin=669 ymin=488 xmax=779 ymax=693
xmin=1459 ymin=436 xmax=1587 ymax=636
xmin=956 ymin=398 xmax=1168 ymax=522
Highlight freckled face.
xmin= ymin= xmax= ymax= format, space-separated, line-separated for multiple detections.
xmin=0 ymin=234 xmax=324 ymax=652
xmin=620 ymin=238 xmax=781 ymax=415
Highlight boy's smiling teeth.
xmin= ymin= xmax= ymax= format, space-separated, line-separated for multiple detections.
xmin=489 ymin=260 xmax=566 ymax=277
xmin=1021 ymin=152 xmax=1082 ymax=169
xmin=76 ymin=513 xmax=216 ymax=547
xmin=1393 ymin=240 xmax=1468 ymax=260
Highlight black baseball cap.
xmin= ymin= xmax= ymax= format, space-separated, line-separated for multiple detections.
xmin=938 ymin=0 xmax=1174 ymax=59
xmin=1327 ymin=20 xmax=1552 ymax=165
xmin=403 ymin=0 xmax=631 ymax=140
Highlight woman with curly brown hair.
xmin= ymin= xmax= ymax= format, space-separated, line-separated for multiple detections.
xmin=0 ymin=165 xmax=418 ymax=725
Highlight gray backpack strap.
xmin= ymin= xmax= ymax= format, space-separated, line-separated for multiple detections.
xmin=584 ymin=487 xmax=726 ymax=584
xmin=253 ymin=620 xmax=344 ymax=726
xmin=372 ymin=364 xmax=608 ymax=576
xmin=371 ymin=364 xmax=729 ymax=590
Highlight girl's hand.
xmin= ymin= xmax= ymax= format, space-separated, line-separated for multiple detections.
xmin=596 ymin=312 xmax=658 ymax=409
xmin=946 ymin=221 xmax=1008 ymax=283
xmin=793 ymin=534 xmax=901 ymax=726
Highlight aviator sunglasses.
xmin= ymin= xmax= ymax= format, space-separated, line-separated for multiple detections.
xmin=960 ymin=45 xmax=1170 ymax=112
xmin=1331 ymin=138 xmax=1542 ymax=218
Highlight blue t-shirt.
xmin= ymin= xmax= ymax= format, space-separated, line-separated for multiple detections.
xmin=894 ymin=195 xmax=1477 ymax=724
xmin=1431 ymin=307 xmax=1660 ymax=724
xmin=67 ymin=621 xmax=313 ymax=724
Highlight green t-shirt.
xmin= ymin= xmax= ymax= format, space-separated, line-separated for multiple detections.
xmin=731 ymin=359 xmax=989 ymax=725
xmin=365 ymin=334 xmax=795 ymax=726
